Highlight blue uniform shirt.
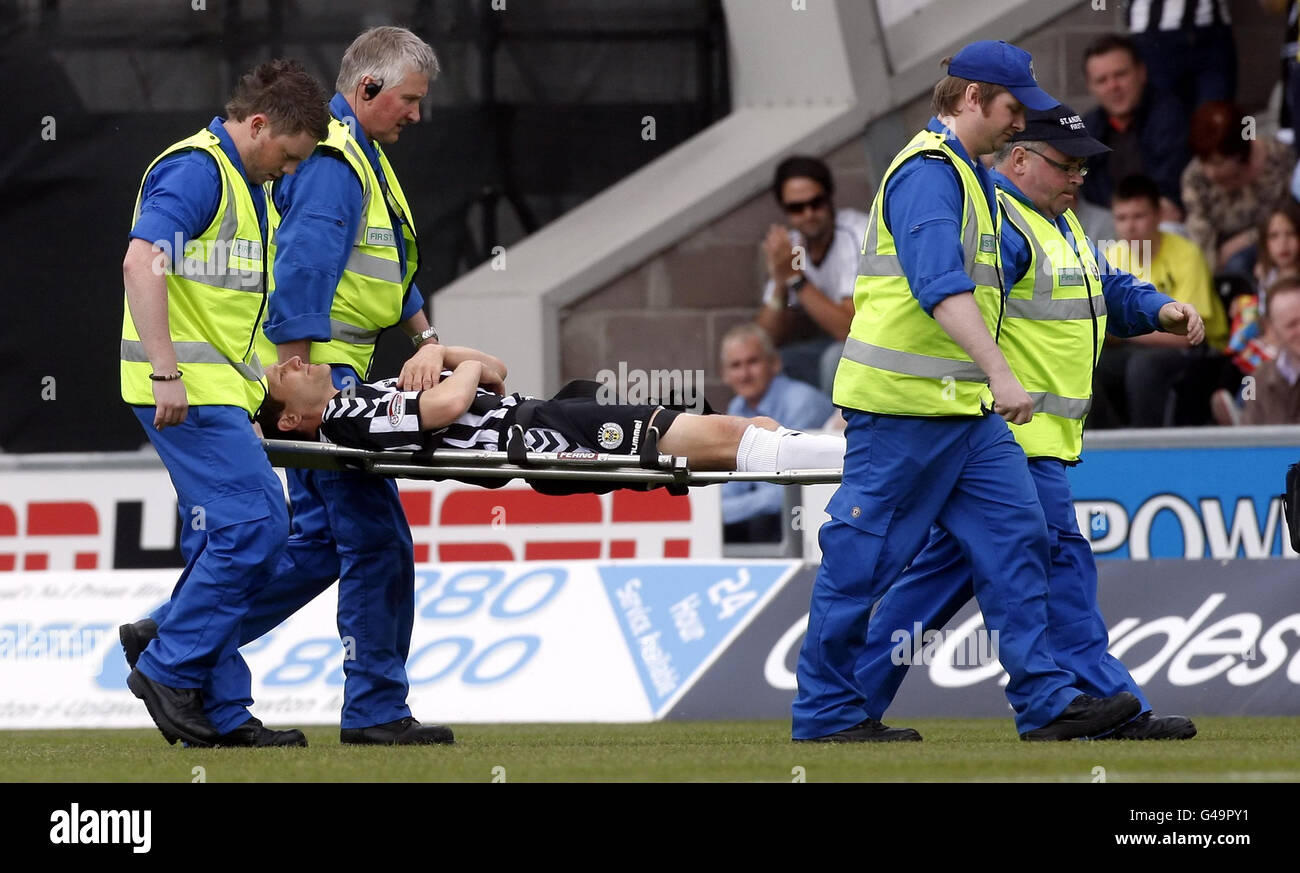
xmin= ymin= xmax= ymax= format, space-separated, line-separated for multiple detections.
xmin=990 ymin=170 xmax=1173 ymax=338
xmin=882 ymin=118 xmax=1000 ymax=316
xmin=263 ymin=92 xmax=424 ymax=349
xmin=129 ymin=117 xmax=267 ymax=253
xmin=721 ymin=374 xmax=834 ymax=525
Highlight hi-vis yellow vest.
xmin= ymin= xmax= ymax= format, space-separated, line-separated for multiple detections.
xmin=258 ymin=117 xmax=419 ymax=378
xmin=120 ymin=129 xmax=267 ymax=416
xmin=834 ymin=129 xmax=1003 ymax=416
xmin=997 ymin=191 xmax=1106 ymax=462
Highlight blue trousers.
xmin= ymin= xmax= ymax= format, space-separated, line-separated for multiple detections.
xmin=132 ymin=406 xmax=288 ymax=717
xmin=151 ymin=372 xmax=417 ymax=731
xmin=858 ymin=458 xmax=1149 ymax=724
xmin=792 ymin=412 xmax=1080 ymax=738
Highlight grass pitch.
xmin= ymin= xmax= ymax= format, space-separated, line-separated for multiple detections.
xmin=2 ymin=717 xmax=1298 ymax=782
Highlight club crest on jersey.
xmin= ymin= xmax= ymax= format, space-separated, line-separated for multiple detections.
xmin=387 ymin=393 xmax=405 ymax=428
xmin=597 ymin=422 xmax=624 ymax=450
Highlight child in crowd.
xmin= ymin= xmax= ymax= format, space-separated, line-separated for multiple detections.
xmin=1212 ymin=201 xmax=1298 ymax=423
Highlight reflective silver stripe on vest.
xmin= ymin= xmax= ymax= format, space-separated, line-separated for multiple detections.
xmin=1030 ymin=391 xmax=1092 ymax=419
xmin=343 ymin=137 xmax=377 ymax=249
xmin=858 ymin=163 xmax=995 ymax=290
xmin=329 ymin=319 xmax=381 ymax=344
xmin=969 ymin=262 xmax=1000 ymax=287
xmin=178 ymin=170 xmax=264 ymax=294
xmin=334 ymin=134 xmax=405 ymax=284
xmin=998 ymin=192 xmax=1105 ymax=321
xmin=121 ymin=339 xmax=264 ymax=381
xmin=842 ymin=337 xmax=988 ymax=382
xmin=1003 ymin=296 xmax=1105 ymax=320
xmin=344 ymin=249 xmax=403 ymax=283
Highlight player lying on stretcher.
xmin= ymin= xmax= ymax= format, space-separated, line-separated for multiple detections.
xmin=255 ymin=345 xmax=846 ymax=479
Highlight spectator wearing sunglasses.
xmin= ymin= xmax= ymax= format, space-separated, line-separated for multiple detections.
xmin=756 ymin=156 xmax=869 ymax=395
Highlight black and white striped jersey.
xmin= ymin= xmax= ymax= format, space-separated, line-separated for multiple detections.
xmin=318 ymin=374 xmax=522 ymax=452
xmin=1128 ymin=0 xmax=1230 ymax=32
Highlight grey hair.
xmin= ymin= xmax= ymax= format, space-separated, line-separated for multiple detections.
xmin=336 ymin=26 xmax=440 ymax=95
xmin=720 ymin=323 xmax=777 ymax=359
xmin=993 ymin=140 xmax=1047 ymax=168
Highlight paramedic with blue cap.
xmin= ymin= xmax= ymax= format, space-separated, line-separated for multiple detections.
xmin=792 ymin=41 xmax=1142 ymax=742
xmin=855 ymin=103 xmax=1201 ymax=741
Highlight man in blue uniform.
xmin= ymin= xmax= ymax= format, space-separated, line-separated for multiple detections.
xmin=123 ymin=28 xmax=451 ymax=746
xmin=856 ymin=104 xmax=1201 ymax=740
xmin=120 ymin=60 xmax=329 ymax=747
xmin=793 ymin=41 xmax=1142 ymax=743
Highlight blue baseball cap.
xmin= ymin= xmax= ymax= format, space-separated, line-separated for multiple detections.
xmin=947 ymin=40 xmax=1057 ymax=111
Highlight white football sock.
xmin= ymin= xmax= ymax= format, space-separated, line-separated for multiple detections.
xmin=736 ymin=425 xmax=846 ymax=472
xmin=774 ymin=429 xmax=846 ymax=470
xmin=736 ymin=424 xmax=779 ymax=472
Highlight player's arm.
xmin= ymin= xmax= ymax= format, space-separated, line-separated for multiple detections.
xmin=442 ymin=345 xmax=507 ymax=379
xmin=441 ymin=345 xmax=508 ymax=393
xmin=418 ymin=360 xmax=483 ymax=429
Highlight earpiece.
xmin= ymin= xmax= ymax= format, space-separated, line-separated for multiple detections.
xmin=362 ymin=78 xmax=383 ymax=101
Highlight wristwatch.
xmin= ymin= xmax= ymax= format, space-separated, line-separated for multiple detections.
xmin=785 ymin=274 xmax=808 ymax=294
xmin=411 ymin=326 xmax=440 ymax=348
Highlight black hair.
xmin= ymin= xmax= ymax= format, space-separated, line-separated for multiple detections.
xmin=1113 ymin=174 xmax=1161 ymax=210
xmin=1082 ymin=34 xmax=1142 ymax=72
xmin=772 ymin=155 xmax=834 ymax=205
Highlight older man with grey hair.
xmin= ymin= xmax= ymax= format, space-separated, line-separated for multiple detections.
xmin=855 ymin=102 xmax=1203 ymax=741
xmin=259 ymin=25 xmax=447 ymax=745
xmin=719 ymin=323 xmax=833 ymax=542
xmin=124 ymin=26 xmax=454 ymax=746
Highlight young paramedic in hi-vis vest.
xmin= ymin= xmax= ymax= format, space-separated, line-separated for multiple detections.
xmin=857 ymin=103 xmax=1203 ymax=741
xmin=125 ymin=27 xmax=453 ymax=746
xmin=792 ymin=41 xmax=1144 ymax=743
xmin=120 ymin=60 xmax=329 ymax=747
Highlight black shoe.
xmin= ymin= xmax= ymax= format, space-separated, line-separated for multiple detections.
xmin=1096 ymin=712 xmax=1197 ymax=740
xmin=127 ymin=668 xmax=220 ymax=747
xmin=119 ymin=619 xmax=158 ymax=670
xmin=794 ymin=718 xmax=923 ymax=743
xmin=1020 ymin=692 xmax=1141 ymax=741
xmin=340 ymin=716 xmax=454 ymax=746
xmin=213 ymin=717 xmax=308 ymax=748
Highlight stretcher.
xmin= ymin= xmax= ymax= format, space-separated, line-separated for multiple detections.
xmin=262 ymin=424 xmax=842 ymax=493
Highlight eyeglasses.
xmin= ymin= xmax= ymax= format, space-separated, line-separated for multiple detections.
xmin=1022 ymin=147 xmax=1089 ymax=178
xmin=783 ymin=193 xmax=829 ymax=215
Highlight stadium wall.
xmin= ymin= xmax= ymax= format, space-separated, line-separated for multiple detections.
xmin=436 ymin=0 xmax=1283 ymax=408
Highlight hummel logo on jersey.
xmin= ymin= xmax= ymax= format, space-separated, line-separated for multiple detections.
xmin=324 ymin=397 xmax=384 ymax=419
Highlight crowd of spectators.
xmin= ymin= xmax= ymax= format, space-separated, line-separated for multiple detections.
xmin=724 ymin=8 xmax=1300 ymax=546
